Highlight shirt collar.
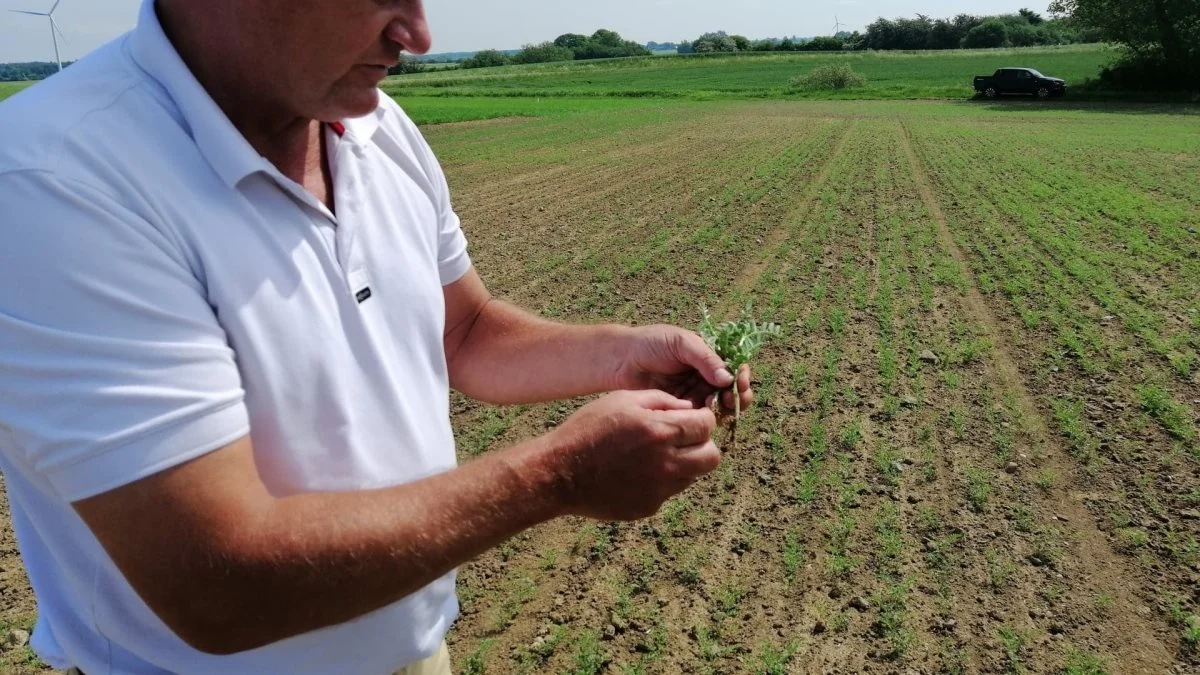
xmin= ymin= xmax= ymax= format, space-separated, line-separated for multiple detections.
xmin=128 ymin=0 xmax=269 ymax=188
xmin=341 ymin=108 xmax=383 ymax=149
xmin=127 ymin=0 xmax=383 ymax=187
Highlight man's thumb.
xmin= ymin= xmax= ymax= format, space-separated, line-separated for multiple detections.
xmin=681 ymin=332 xmax=734 ymax=388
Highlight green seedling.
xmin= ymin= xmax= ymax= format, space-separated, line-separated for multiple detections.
xmin=699 ymin=305 xmax=781 ymax=450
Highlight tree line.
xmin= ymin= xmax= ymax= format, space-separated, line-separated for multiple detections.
xmin=460 ymin=30 xmax=649 ymax=69
xmin=678 ymin=9 xmax=1098 ymax=55
xmin=0 ymin=62 xmax=68 ymax=82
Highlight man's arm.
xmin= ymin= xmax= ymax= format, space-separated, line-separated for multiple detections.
xmin=444 ymin=268 xmax=749 ymax=408
xmin=443 ymin=268 xmax=634 ymax=404
xmin=73 ymin=391 xmax=719 ymax=655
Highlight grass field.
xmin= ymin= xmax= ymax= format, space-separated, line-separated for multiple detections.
xmin=424 ymin=99 xmax=1200 ymax=673
xmin=2 ymin=46 xmax=1200 ymax=675
xmin=384 ymin=44 xmax=1114 ymax=100
xmin=0 ymin=44 xmax=1149 ymax=114
xmin=0 ymin=81 xmax=31 ymax=102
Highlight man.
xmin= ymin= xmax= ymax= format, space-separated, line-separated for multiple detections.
xmin=0 ymin=1 xmax=753 ymax=673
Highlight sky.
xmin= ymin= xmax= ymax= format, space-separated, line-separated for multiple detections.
xmin=1 ymin=0 xmax=1051 ymax=63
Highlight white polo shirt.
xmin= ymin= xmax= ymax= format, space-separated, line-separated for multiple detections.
xmin=0 ymin=0 xmax=471 ymax=672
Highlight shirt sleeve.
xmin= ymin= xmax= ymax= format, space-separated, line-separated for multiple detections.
xmin=388 ymin=101 xmax=472 ymax=286
xmin=0 ymin=171 xmax=250 ymax=502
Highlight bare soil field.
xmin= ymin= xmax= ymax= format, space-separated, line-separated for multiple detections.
xmin=2 ymin=99 xmax=1197 ymax=674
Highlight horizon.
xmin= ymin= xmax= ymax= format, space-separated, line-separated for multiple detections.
xmin=0 ymin=1 xmax=1049 ymax=65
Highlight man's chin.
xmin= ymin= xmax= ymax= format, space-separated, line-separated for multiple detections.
xmin=328 ymin=87 xmax=381 ymax=120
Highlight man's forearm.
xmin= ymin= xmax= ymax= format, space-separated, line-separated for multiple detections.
xmin=448 ymin=299 xmax=634 ymax=405
xmin=93 ymin=434 xmax=570 ymax=655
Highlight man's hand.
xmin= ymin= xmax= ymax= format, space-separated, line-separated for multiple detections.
xmin=548 ymin=390 xmax=721 ymax=521
xmin=615 ymin=325 xmax=754 ymax=415
xmin=443 ymin=271 xmax=754 ymax=410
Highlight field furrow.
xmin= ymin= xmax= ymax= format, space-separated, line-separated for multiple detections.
xmin=438 ymin=102 xmax=1197 ymax=673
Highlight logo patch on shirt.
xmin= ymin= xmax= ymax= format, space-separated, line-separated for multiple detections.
xmin=355 ymin=287 xmax=373 ymax=304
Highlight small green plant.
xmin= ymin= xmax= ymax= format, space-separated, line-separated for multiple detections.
xmin=1165 ymin=595 xmax=1200 ymax=648
xmin=949 ymin=406 xmax=968 ymax=439
xmin=939 ymin=638 xmax=969 ymax=675
xmin=463 ymin=639 xmax=496 ymax=675
xmin=694 ymin=625 xmax=728 ymax=664
xmin=874 ymin=581 xmax=916 ymax=659
xmin=965 ymin=467 xmax=993 ymax=512
xmin=660 ymin=497 xmax=690 ymax=538
xmin=1035 ymin=470 xmax=1056 ymax=493
xmin=571 ymin=630 xmax=609 ymax=675
xmin=713 ymin=581 xmax=748 ymax=619
xmin=796 ymin=464 xmax=821 ymax=503
xmin=577 ymin=522 xmax=615 ymax=561
xmin=1136 ymin=385 xmax=1195 ymax=441
xmin=783 ymin=528 xmax=805 ymax=584
xmin=1041 ymin=584 xmax=1065 ymax=604
xmin=997 ymin=625 xmax=1030 ymax=674
xmin=789 ymin=63 xmax=867 ymax=91
xmin=488 ymin=576 xmax=537 ymax=632
xmin=752 ymin=639 xmax=800 ymax=675
xmin=1064 ymin=646 xmax=1108 ymax=674
xmin=699 ymin=305 xmax=781 ymax=449
xmin=676 ymin=546 xmax=706 ymax=587
xmin=839 ymin=418 xmax=863 ymax=450
xmin=986 ymin=549 xmax=1018 ymax=590
xmin=1116 ymin=527 xmax=1148 ymax=551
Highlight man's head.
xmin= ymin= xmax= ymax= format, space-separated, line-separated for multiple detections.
xmin=161 ymin=0 xmax=431 ymax=123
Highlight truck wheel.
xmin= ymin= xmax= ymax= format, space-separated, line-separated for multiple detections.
xmin=1037 ymin=87 xmax=1050 ymax=99
xmin=985 ymin=87 xmax=998 ymax=99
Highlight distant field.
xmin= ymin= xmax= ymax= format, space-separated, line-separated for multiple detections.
xmin=0 ymin=45 xmax=1126 ymax=113
xmin=0 ymin=81 xmax=32 ymax=102
xmin=394 ymin=96 xmax=672 ymax=125
xmin=384 ymin=44 xmax=1115 ymax=100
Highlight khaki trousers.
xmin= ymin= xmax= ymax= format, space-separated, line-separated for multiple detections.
xmin=396 ymin=641 xmax=452 ymax=675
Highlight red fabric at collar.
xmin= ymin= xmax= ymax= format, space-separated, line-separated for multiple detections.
xmin=329 ymin=121 xmax=346 ymax=137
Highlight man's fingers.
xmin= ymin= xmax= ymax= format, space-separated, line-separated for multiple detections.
xmin=718 ymin=365 xmax=754 ymax=412
xmin=655 ymin=407 xmax=718 ymax=446
xmin=669 ymin=440 xmax=722 ymax=479
xmin=675 ymin=331 xmax=734 ymax=389
xmin=678 ymin=373 xmax=715 ymax=409
xmin=720 ymin=386 xmax=754 ymax=412
xmin=630 ymin=389 xmax=694 ymax=411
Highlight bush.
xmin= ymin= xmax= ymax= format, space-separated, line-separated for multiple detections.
xmin=1094 ymin=52 xmax=1200 ymax=92
xmin=962 ymin=20 xmax=1009 ymax=48
xmin=1006 ymin=22 xmax=1040 ymax=47
xmin=512 ymin=42 xmax=574 ymax=65
xmin=798 ymin=36 xmax=846 ymax=52
xmin=789 ymin=63 xmax=867 ymax=91
xmin=461 ymin=50 xmax=511 ymax=69
xmin=387 ymin=57 xmax=426 ymax=76
xmin=556 ymin=30 xmax=651 ymax=60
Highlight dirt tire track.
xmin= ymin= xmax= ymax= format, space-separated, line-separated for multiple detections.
xmin=725 ymin=121 xmax=858 ymax=301
xmin=897 ymin=119 xmax=1175 ymax=671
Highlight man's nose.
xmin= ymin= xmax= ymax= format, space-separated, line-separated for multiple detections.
xmin=385 ymin=5 xmax=433 ymax=56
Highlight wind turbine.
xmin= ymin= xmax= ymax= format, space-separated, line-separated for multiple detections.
xmin=10 ymin=0 xmax=67 ymax=72
xmin=832 ymin=16 xmax=845 ymax=36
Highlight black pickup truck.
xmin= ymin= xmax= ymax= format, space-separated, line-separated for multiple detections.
xmin=973 ymin=68 xmax=1066 ymax=99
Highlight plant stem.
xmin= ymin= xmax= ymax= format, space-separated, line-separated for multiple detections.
xmin=731 ymin=379 xmax=740 ymax=451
